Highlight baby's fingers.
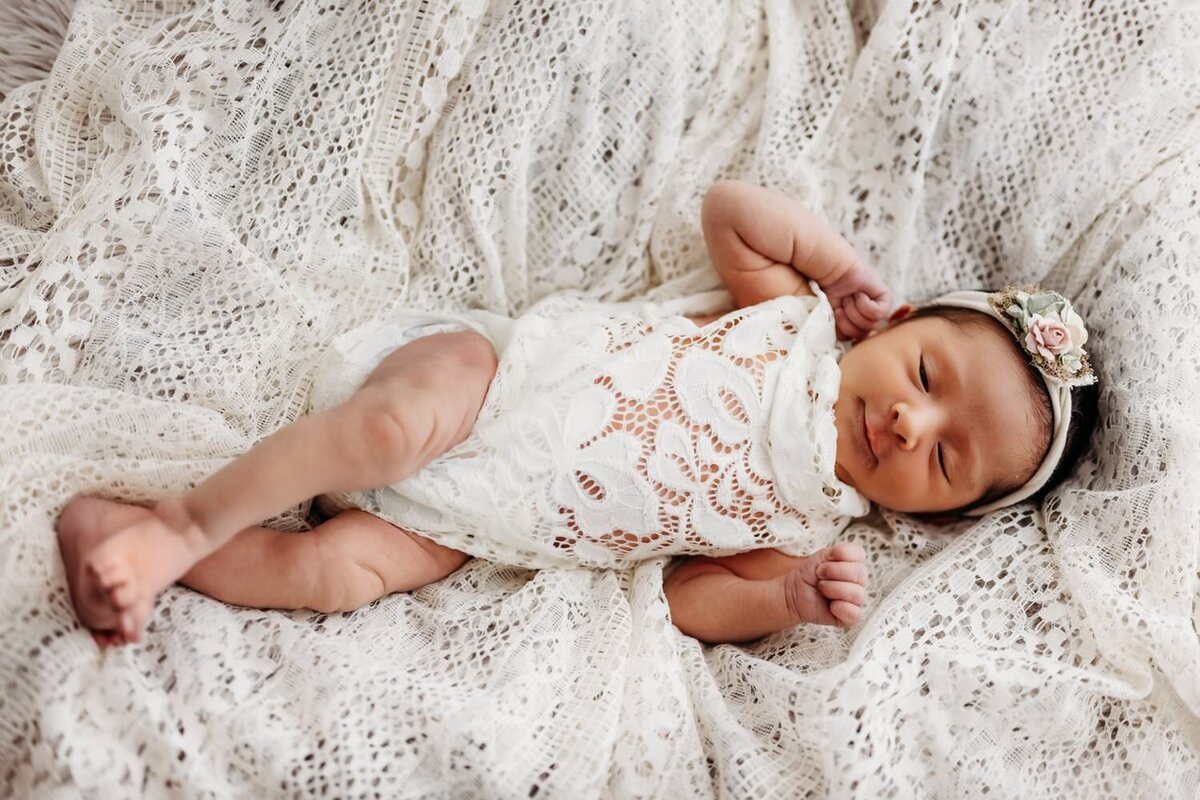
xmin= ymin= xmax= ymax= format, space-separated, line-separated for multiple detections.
xmin=816 ymin=560 xmax=868 ymax=585
xmin=853 ymin=292 xmax=887 ymax=322
xmin=817 ymin=580 xmax=866 ymax=606
xmin=829 ymin=600 xmax=863 ymax=627
xmin=833 ymin=307 xmax=868 ymax=341
xmin=843 ymin=294 xmax=886 ymax=335
xmin=825 ymin=542 xmax=865 ymax=563
xmin=839 ymin=297 xmax=884 ymax=340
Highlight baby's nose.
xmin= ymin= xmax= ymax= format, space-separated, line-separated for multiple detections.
xmin=891 ymin=402 xmax=932 ymax=451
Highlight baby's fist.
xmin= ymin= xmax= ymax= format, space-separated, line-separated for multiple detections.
xmin=781 ymin=542 xmax=869 ymax=630
xmin=813 ymin=543 xmax=868 ymax=628
xmin=822 ymin=261 xmax=893 ymax=341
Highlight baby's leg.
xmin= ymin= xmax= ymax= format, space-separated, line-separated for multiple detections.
xmin=59 ymin=330 xmax=496 ymax=643
xmin=180 ymin=509 xmax=468 ymax=614
xmin=58 ymin=497 xmax=466 ymax=645
xmin=663 ymin=543 xmax=867 ymax=643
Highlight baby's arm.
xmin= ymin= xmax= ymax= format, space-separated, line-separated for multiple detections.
xmin=702 ymin=180 xmax=857 ymax=305
xmin=663 ymin=544 xmax=867 ymax=643
xmin=700 ymin=180 xmax=892 ymax=339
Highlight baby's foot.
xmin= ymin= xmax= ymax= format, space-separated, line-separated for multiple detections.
xmin=57 ymin=497 xmax=158 ymax=646
xmin=58 ymin=495 xmax=210 ymax=645
xmin=780 ymin=542 xmax=868 ymax=628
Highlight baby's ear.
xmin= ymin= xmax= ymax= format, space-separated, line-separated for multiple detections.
xmin=888 ymin=303 xmax=917 ymax=324
xmin=861 ymin=303 xmax=915 ymax=339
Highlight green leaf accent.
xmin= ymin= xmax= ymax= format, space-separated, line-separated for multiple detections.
xmin=1025 ymin=293 xmax=1058 ymax=314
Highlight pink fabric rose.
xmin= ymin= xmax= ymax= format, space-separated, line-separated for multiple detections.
xmin=1024 ymin=312 xmax=1072 ymax=359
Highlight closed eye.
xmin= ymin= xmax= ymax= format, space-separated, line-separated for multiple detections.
xmin=921 ymin=355 xmax=949 ymax=481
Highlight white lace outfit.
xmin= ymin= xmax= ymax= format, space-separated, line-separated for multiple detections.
xmin=309 ymin=287 xmax=868 ymax=568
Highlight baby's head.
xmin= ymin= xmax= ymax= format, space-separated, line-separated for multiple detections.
xmin=832 ymin=286 xmax=1100 ymax=517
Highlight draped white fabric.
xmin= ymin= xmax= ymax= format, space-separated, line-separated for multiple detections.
xmin=1 ymin=1 xmax=1197 ymax=796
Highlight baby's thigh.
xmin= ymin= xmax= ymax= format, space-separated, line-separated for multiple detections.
xmin=314 ymin=510 xmax=469 ymax=610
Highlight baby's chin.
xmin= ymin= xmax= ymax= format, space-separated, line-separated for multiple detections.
xmin=835 ymin=456 xmax=891 ymax=508
xmin=832 ymin=411 xmax=862 ymax=491
xmin=833 ymin=459 xmax=854 ymax=487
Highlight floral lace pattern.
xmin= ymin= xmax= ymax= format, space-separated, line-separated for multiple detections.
xmin=3 ymin=0 xmax=1199 ymax=796
xmin=317 ymin=292 xmax=866 ymax=568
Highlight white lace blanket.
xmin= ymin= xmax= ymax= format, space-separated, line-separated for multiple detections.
xmin=1 ymin=1 xmax=1197 ymax=796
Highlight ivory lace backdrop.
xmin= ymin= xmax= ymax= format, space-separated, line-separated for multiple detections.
xmin=1 ymin=0 xmax=1197 ymax=797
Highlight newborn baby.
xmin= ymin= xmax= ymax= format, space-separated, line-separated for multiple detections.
xmin=56 ymin=180 xmax=1099 ymax=647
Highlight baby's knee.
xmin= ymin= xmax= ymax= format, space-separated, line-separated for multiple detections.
xmin=381 ymin=329 xmax=497 ymax=405
xmin=443 ymin=330 xmax=497 ymax=383
xmin=416 ymin=330 xmax=497 ymax=438
xmin=346 ymin=331 xmax=497 ymax=485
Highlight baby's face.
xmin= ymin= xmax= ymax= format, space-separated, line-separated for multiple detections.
xmin=833 ymin=315 xmax=1041 ymax=514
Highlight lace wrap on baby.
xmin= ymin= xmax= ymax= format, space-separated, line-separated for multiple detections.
xmin=318 ymin=291 xmax=868 ymax=568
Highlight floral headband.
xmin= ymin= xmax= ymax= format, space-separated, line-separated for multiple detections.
xmin=987 ymin=287 xmax=1096 ymax=388
xmin=927 ymin=285 xmax=1097 ymax=516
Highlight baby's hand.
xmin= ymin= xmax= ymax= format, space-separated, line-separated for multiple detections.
xmin=820 ymin=261 xmax=893 ymax=341
xmin=781 ymin=542 xmax=868 ymax=629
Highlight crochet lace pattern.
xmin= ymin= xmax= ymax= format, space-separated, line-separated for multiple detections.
xmin=1 ymin=1 xmax=1198 ymax=797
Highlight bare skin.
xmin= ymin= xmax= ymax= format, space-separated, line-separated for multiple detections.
xmin=56 ymin=496 xmax=468 ymax=647
xmin=663 ymin=543 xmax=868 ymax=643
xmin=57 ymin=330 xmax=497 ymax=645
xmin=59 ymin=495 xmax=865 ymax=647
xmin=55 ymin=314 xmax=866 ymax=648
xmin=57 ymin=497 xmax=156 ymax=648
xmin=57 ymin=181 xmax=892 ymax=648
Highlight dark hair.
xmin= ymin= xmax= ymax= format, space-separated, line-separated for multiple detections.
xmin=892 ymin=304 xmax=1100 ymax=517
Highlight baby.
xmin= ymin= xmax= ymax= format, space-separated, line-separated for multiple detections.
xmin=56 ymin=180 xmax=1099 ymax=648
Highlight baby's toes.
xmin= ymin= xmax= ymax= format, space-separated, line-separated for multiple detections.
xmin=110 ymin=580 xmax=140 ymax=611
xmin=86 ymin=552 xmax=124 ymax=587
xmin=117 ymin=598 xmax=154 ymax=642
xmin=96 ymin=562 xmax=135 ymax=605
xmin=128 ymin=599 xmax=154 ymax=643
xmin=92 ymin=629 xmax=122 ymax=649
